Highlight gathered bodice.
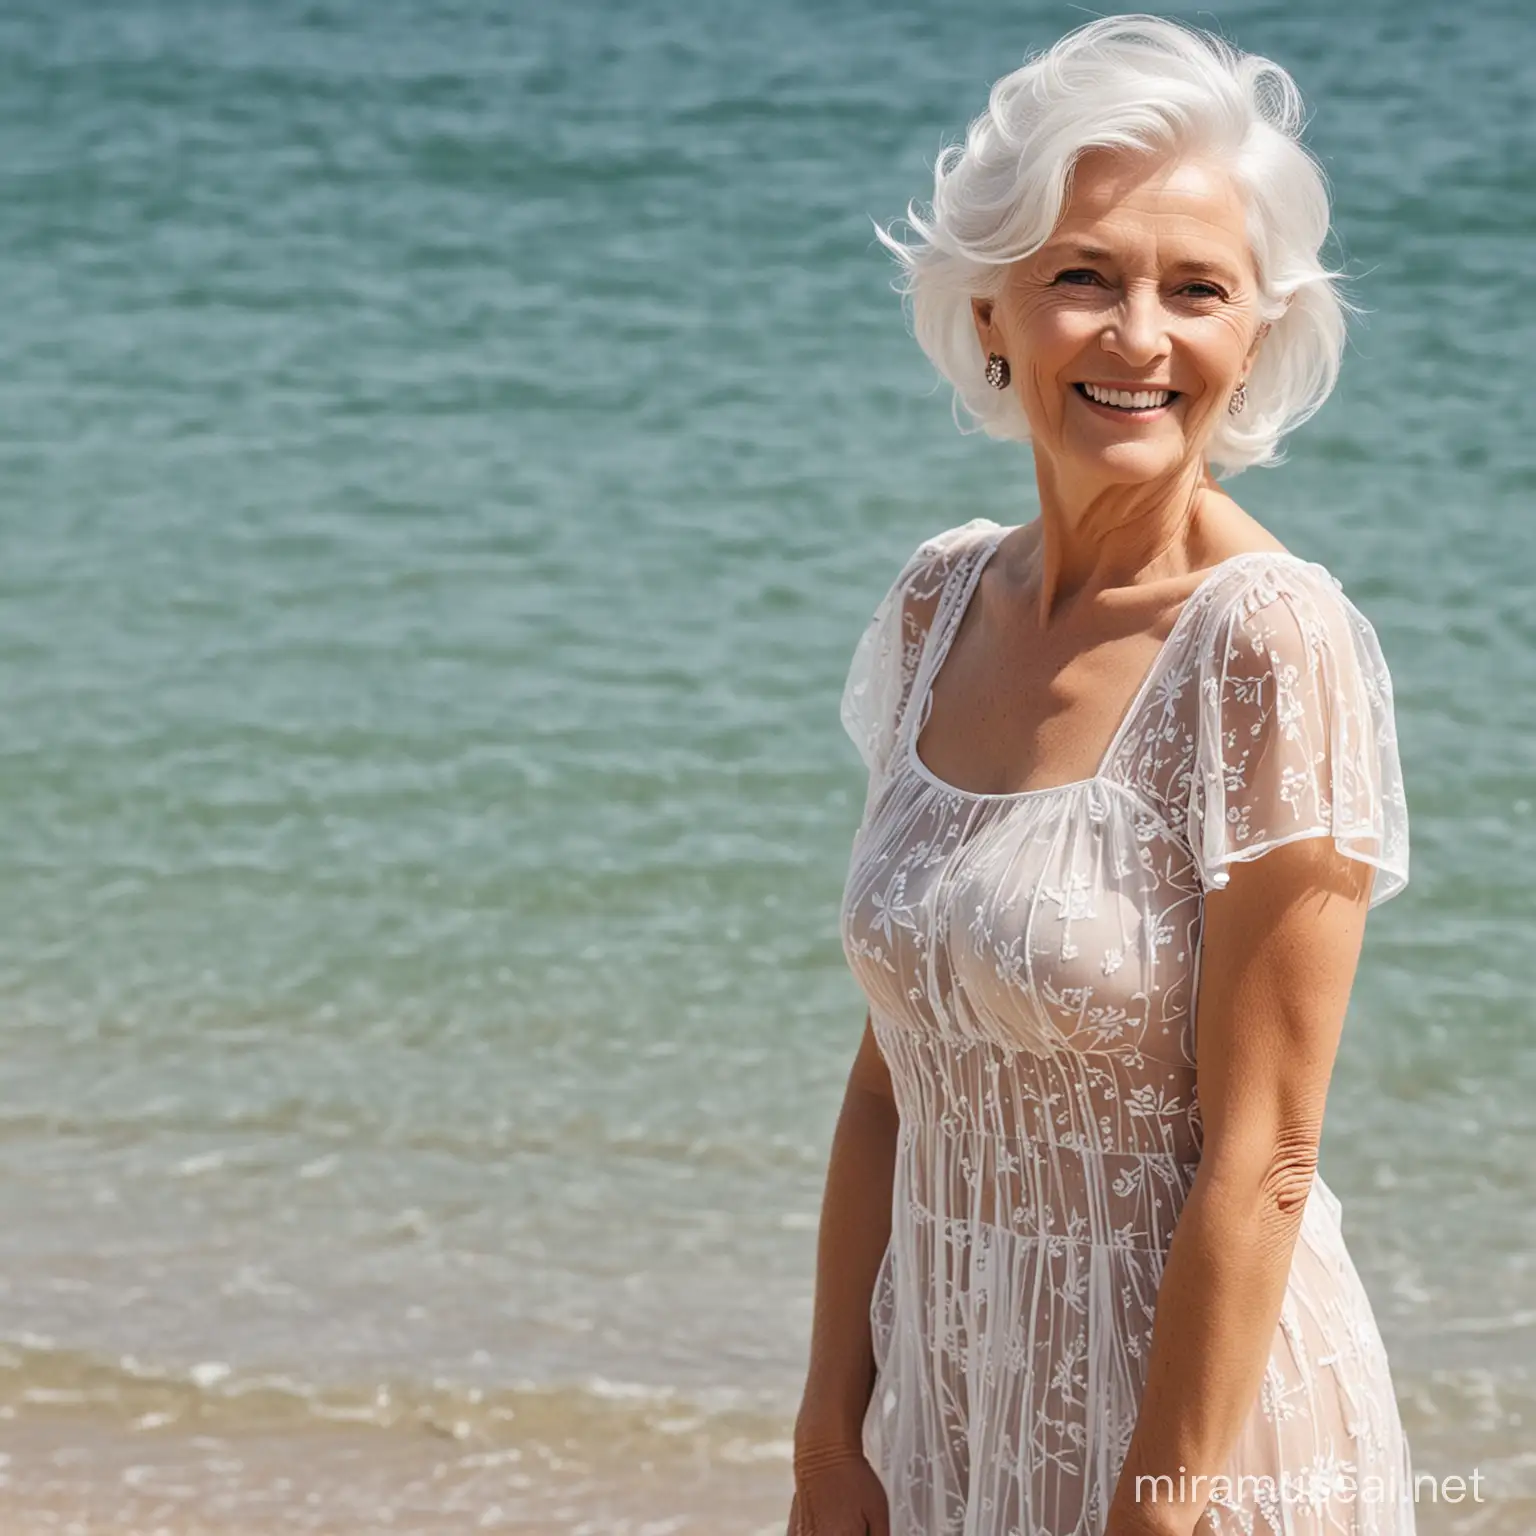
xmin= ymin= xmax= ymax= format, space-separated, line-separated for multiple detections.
xmin=839 ymin=517 xmax=1409 ymax=1126
xmin=838 ymin=515 xmax=1409 ymax=1231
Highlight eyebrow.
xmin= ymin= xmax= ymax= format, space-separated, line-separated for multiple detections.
xmin=1039 ymin=243 xmax=1242 ymax=283
xmin=1043 ymin=243 xmax=1117 ymax=262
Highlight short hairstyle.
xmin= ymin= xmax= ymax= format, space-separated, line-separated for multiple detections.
xmin=874 ymin=14 xmax=1350 ymax=478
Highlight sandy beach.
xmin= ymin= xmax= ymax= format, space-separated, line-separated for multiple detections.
xmin=0 ymin=1417 xmax=791 ymax=1535
xmin=0 ymin=1401 xmax=1532 ymax=1535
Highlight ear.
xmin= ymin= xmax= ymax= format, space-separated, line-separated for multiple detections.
xmin=1243 ymin=318 xmax=1273 ymax=374
xmin=971 ymin=296 xmax=996 ymax=352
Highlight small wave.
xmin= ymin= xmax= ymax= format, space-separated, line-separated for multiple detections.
xmin=0 ymin=1338 xmax=792 ymax=1462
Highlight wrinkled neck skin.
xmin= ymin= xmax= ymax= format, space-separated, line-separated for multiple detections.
xmin=1025 ymin=449 xmax=1231 ymax=626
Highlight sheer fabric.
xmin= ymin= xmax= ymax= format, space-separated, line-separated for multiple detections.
xmin=838 ymin=517 xmax=1414 ymax=1535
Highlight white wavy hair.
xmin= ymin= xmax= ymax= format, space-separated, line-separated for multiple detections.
xmin=874 ymin=14 xmax=1350 ymax=478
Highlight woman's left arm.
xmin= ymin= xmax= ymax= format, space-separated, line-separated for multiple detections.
xmin=1102 ymin=833 xmax=1377 ymax=1536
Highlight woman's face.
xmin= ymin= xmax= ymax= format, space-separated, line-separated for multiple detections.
xmin=973 ymin=149 xmax=1269 ymax=491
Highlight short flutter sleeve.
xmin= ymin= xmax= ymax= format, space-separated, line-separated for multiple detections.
xmin=840 ymin=518 xmax=998 ymax=794
xmin=1185 ymin=559 xmax=1410 ymax=909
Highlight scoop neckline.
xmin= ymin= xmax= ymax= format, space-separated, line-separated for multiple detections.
xmin=904 ymin=527 xmax=1315 ymax=804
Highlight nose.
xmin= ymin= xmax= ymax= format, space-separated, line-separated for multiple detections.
xmin=1101 ymin=282 xmax=1170 ymax=368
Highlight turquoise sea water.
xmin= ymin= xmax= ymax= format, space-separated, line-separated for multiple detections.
xmin=0 ymin=0 xmax=1532 ymax=1529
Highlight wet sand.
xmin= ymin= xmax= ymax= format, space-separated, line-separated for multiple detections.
xmin=0 ymin=1416 xmax=1531 ymax=1536
xmin=0 ymin=1418 xmax=794 ymax=1534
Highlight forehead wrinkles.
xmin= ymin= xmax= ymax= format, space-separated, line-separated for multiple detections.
xmin=1042 ymin=159 xmax=1253 ymax=276
xmin=1066 ymin=151 xmax=1244 ymax=218
xmin=1041 ymin=207 xmax=1253 ymax=282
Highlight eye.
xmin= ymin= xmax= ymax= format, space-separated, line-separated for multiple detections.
xmin=1052 ymin=268 xmax=1102 ymax=286
xmin=1178 ymin=280 xmax=1228 ymax=300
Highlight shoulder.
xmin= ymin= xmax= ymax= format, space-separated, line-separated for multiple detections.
xmin=895 ymin=516 xmax=1005 ymax=594
xmin=840 ymin=517 xmax=1004 ymax=778
xmin=1187 ymin=551 xmax=1386 ymax=683
xmin=1183 ymin=552 xmax=1402 ymax=763
xmin=880 ymin=516 xmax=1006 ymax=638
xmin=1177 ymin=551 xmax=1410 ymax=906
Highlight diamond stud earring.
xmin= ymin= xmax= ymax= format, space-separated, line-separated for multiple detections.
xmin=985 ymin=353 xmax=1011 ymax=390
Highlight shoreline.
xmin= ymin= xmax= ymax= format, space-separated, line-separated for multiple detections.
xmin=0 ymin=1416 xmax=796 ymax=1535
xmin=0 ymin=1414 xmax=1529 ymax=1536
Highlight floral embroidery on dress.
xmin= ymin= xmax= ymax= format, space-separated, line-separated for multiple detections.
xmin=839 ymin=519 xmax=1414 ymax=1535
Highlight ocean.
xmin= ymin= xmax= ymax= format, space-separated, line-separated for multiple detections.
xmin=0 ymin=0 xmax=1531 ymax=1530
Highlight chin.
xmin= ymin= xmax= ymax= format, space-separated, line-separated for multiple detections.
xmin=1071 ymin=440 xmax=1186 ymax=483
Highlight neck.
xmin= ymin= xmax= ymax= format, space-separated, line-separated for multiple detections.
xmin=1029 ymin=456 xmax=1220 ymax=622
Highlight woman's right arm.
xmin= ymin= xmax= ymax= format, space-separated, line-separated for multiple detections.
xmin=787 ymin=1011 xmax=900 ymax=1536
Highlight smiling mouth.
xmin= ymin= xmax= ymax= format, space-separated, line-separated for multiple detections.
xmin=1073 ymin=382 xmax=1180 ymax=412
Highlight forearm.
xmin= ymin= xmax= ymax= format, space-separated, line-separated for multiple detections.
xmin=1105 ymin=1156 xmax=1312 ymax=1536
xmin=792 ymin=1077 xmax=899 ymax=1469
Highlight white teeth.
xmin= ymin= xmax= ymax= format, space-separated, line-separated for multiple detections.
xmin=1082 ymin=383 xmax=1173 ymax=410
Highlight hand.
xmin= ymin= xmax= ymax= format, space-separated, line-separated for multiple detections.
xmin=786 ymin=1448 xmax=889 ymax=1536
xmin=1102 ymin=1499 xmax=1201 ymax=1536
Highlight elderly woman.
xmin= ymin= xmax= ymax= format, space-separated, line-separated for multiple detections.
xmin=788 ymin=16 xmax=1415 ymax=1536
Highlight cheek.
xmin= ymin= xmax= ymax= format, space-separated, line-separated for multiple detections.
xmin=1008 ymin=299 xmax=1100 ymax=413
xmin=1012 ymin=295 xmax=1095 ymax=358
xmin=1194 ymin=312 xmax=1260 ymax=376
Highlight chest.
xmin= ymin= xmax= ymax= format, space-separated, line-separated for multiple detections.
xmin=915 ymin=598 xmax=1196 ymax=800
xmin=840 ymin=771 xmax=1206 ymax=1059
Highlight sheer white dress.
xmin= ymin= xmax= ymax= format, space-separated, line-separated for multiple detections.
xmin=838 ymin=518 xmax=1416 ymax=1536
